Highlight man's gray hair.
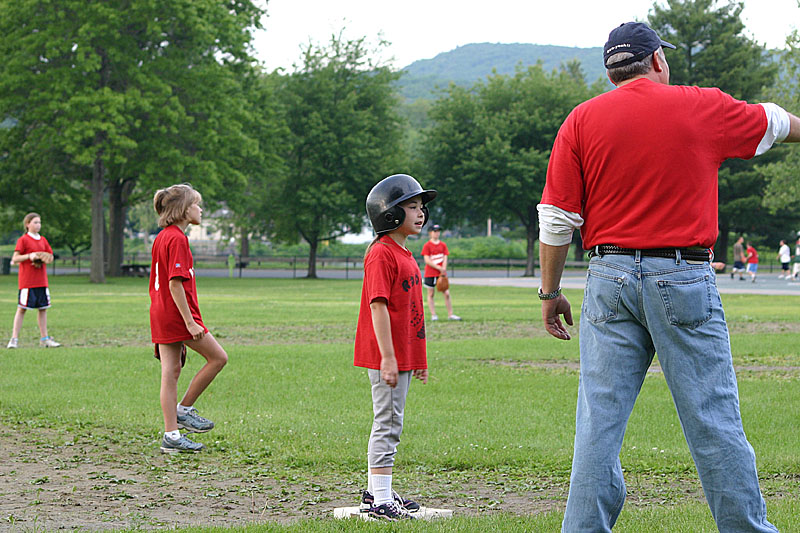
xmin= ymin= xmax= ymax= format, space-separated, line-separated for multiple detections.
xmin=606 ymin=51 xmax=655 ymax=84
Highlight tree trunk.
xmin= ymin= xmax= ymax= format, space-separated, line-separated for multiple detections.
xmin=107 ymin=181 xmax=125 ymax=276
xmin=716 ymin=224 xmax=730 ymax=264
xmin=523 ymin=206 xmax=537 ymax=277
xmin=306 ymin=237 xmax=318 ymax=278
xmin=573 ymin=231 xmax=585 ymax=262
xmin=524 ymin=230 xmax=536 ymax=277
xmin=239 ymin=228 xmax=250 ymax=258
xmin=90 ymin=155 xmax=106 ymax=284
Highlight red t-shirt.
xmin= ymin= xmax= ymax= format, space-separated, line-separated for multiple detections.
xmin=354 ymin=235 xmax=427 ymax=371
xmin=149 ymin=225 xmax=207 ymax=344
xmin=542 ymin=78 xmax=767 ymax=249
xmin=421 ymin=240 xmax=449 ymax=278
xmin=746 ymin=246 xmax=758 ymax=264
xmin=15 ymin=233 xmax=53 ymax=289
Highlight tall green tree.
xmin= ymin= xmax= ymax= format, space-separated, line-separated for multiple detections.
xmin=217 ymin=70 xmax=288 ymax=258
xmin=648 ymin=0 xmax=785 ymax=260
xmin=424 ymin=64 xmax=594 ymax=275
xmin=0 ymin=0 xmax=265 ymax=282
xmin=762 ymin=19 xmax=800 ymax=214
xmin=277 ymin=34 xmax=405 ymax=278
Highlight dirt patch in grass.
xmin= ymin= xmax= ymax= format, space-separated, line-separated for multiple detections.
xmin=0 ymin=424 xmax=794 ymax=530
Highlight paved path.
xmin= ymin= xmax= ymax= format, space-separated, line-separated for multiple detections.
xmin=42 ymin=266 xmax=800 ymax=295
xmin=449 ymin=271 xmax=800 ymax=296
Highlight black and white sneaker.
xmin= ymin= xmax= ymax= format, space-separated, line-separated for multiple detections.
xmin=368 ymin=501 xmax=416 ymax=521
xmin=360 ymin=489 xmax=420 ymax=512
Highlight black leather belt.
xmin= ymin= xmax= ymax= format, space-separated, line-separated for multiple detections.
xmin=589 ymin=245 xmax=711 ymax=262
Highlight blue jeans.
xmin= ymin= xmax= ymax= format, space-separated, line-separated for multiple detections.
xmin=562 ymin=254 xmax=777 ymax=533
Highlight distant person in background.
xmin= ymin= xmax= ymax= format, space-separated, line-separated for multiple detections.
xmin=746 ymin=242 xmax=759 ymax=283
xmin=731 ymin=236 xmax=746 ymax=280
xmin=793 ymin=237 xmax=800 ymax=280
xmin=777 ymin=239 xmax=791 ymax=279
xmin=422 ymin=224 xmax=460 ymax=321
xmin=7 ymin=212 xmax=61 ymax=349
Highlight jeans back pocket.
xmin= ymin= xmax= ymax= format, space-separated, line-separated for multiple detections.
xmin=583 ymin=270 xmax=624 ymax=324
xmin=656 ymin=275 xmax=712 ymax=329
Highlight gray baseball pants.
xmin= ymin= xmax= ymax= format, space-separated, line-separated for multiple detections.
xmin=367 ymin=369 xmax=411 ymax=468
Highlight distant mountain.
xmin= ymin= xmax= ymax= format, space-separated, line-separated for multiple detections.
xmin=397 ymin=42 xmax=606 ymax=101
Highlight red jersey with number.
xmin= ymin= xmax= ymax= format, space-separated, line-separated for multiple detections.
xmin=354 ymin=235 xmax=427 ymax=371
xmin=149 ymin=225 xmax=207 ymax=343
xmin=15 ymin=233 xmax=53 ymax=289
xmin=542 ymin=78 xmax=767 ymax=249
xmin=421 ymin=240 xmax=449 ymax=278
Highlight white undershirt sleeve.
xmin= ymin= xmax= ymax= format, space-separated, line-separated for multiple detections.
xmin=537 ymin=204 xmax=584 ymax=246
xmin=755 ymin=103 xmax=791 ymax=156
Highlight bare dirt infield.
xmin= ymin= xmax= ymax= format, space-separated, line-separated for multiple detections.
xmin=0 ymin=421 xmax=739 ymax=530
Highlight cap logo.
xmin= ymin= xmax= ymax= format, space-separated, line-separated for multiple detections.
xmin=606 ymin=43 xmax=632 ymax=54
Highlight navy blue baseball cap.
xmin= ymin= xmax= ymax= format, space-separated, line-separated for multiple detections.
xmin=603 ymin=22 xmax=675 ymax=69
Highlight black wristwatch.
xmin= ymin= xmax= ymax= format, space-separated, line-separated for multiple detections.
xmin=538 ymin=287 xmax=562 ymax=300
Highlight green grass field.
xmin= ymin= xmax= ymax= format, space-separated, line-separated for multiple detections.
xmin=0 ymin=275 xmax=798 ymax=531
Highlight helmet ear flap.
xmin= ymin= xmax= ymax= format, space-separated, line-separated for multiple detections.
xmin=379 ymin=206 xmax=405 ymax=233
xmin=422 ymin=205 xmax=430 ymax=227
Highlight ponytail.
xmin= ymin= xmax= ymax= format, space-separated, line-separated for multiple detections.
xmin=363 ymin=236 xmax=381 ymax=261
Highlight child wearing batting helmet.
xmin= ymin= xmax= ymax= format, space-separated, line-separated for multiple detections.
xmin=150 ymin=183 xmax=228 ymax=454
xmin=354 ymin=174 xmax=436 ymax=520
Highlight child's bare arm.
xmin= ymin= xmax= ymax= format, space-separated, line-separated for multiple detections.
xmin=168 ymin=278 xmax=204 ymax=340
xmin=370 ymin=298 xmax=398 ymax=388
xmin=10 ymin=251 xmax=24 ymax=265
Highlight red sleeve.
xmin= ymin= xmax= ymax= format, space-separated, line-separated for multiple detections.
xmin=442 ymin=242 xmax=449 ymax=255
xmin=363 ymin=250 xmax=394 ymax=305
xmin=542 ymin=112 xmax=584 ymax=213
xmin=41 ymin=236 xmax=53 ymax=254
xmin=717 ymin=89 xmax=767 ymax=160
xmin=166 ymin=233 xmax=193 ymax=281
xmin=14 ymin=236 xmax=26 ymax=254
xmin=421 ymin=242 xmax=431 ymax=256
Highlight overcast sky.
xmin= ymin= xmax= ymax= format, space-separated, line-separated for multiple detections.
xmin=252 ymin=0 xmax=799 ymax=71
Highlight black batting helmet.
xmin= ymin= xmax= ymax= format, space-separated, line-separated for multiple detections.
xmin=366 ymin=174 xmax=437 ymax=235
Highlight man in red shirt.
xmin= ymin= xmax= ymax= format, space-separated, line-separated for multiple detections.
xmin=421 ymin=224 xmax=460 ymax=321
xmin=538 ymin=21 xmax=799 ymax=532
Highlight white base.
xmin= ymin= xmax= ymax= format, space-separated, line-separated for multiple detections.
xmin=333 ymin=506 xmax=453 ymax=520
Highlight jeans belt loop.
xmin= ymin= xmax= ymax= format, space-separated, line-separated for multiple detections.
xmin=675 ymin=249 xmax=682 ymax=265
xmin=634 ymin=249 xmax=641 ymax=264
xmin=594 ymin=245 xmax=602 ymax=258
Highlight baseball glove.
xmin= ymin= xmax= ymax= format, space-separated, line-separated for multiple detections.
xmin=436 ymin=274 xmax=449 ymax=292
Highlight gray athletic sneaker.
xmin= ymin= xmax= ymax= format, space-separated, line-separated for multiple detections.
xmin=177 ymin=407 xmax=214 ymax=433
xmin=160 ymin=433 xmax=203 ymax=454
xmin=7 ymin=338 xmax=18 ymax=349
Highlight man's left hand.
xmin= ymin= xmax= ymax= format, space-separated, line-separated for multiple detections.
xmin=542 ymin=294 xmax=573 ymax=340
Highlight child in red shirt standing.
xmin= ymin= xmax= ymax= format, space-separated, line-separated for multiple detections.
xmin=354 ymin=174 xmax=436 ymax=521
xmin=421 ymin=224 xmax=460 ymax=321
xmin=150 ymin=184 xmax=228 ymax=453
xmin=745 ymin=242 xmax=759 ymax=283
xmin=7 ymin=212 xmax=61 ymax=349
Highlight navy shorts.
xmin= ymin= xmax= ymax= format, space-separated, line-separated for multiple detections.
xmin=18 ymin=287 xmax=51 ymax=309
